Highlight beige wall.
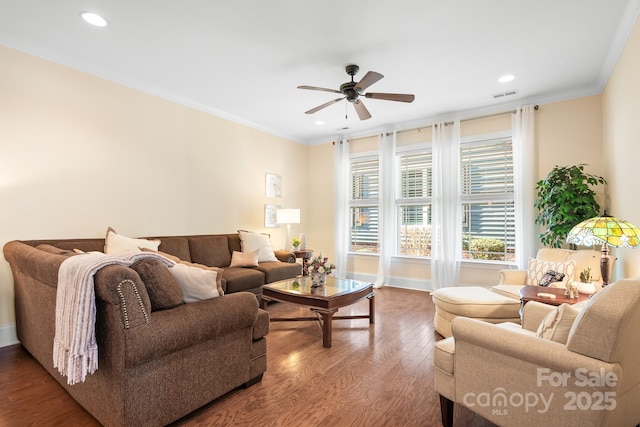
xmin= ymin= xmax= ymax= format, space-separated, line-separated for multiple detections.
xmin=0 ymin=46 xmax=308 ymax=342
xmin=603 ymin=16 xmax=640 ymax=279
xmin=536 ymin=95 xmax=605 ymax=199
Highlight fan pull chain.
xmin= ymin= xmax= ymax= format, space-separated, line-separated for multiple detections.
xmin=345 ymin=101 xmax=348 ymax=119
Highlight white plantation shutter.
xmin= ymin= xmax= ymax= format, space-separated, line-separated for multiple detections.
xmin=350 ymin=156 xmax=379 ymax=253
xmin=460 ymin=138 xmax=515 ymax=260
xmin=398 ymin=151 xmax=432 ymax=256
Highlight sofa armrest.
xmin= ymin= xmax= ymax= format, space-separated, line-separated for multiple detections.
xmin=94 ymin=265 xmax=152 ymax=329
xmin=274 ymin=250 xmax=296 ymax=263
xmin=3 ymin=240 xmax=68 ymax=288
xmin=497 ymin=269 xmax=527 ymax=285
xmin=253 ymin=308 xmax=269 ymax=340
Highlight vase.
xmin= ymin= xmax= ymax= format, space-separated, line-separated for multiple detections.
xmin=311 ymin=271 xmax=326 ymax=287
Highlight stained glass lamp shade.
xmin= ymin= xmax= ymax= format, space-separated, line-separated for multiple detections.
xmin=567 ymin=214 xmax=640 ymax=286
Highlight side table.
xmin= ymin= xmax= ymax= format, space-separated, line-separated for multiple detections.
xmin=293 ymin=250 xmax=313 ymax=276
xmin=519 ymin=285 xmax=590 ymax=319
xmin=519 ymin=286 xmax=590 ymax=306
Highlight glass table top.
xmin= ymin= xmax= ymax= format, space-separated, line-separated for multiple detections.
xmin=263 ymin=276 xmax=372 ymax=298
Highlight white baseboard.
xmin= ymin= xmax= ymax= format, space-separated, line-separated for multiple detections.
xmin=0 ymin=324 xmax=18 ymax=348
xmin=348 ymin=272 xmax=433 ymax=292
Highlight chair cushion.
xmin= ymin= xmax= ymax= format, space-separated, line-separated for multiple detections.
xmin=432 ymin=286 xmax=521 ymax=318
xmin=253 ymin=261 xmax=302 ymax=283
xmin=222 ymin=267 xmax=265 ymax=293
xmin=491 ymin=284 xmax=523 ymax=299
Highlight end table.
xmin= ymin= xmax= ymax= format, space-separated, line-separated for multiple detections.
xmin=293 ymin=250 xmax=313 ymax=275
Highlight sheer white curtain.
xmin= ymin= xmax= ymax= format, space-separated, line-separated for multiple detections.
xmin=333 ymin=139 xmax=350 ymax=279
xmin=375 ymin=131 xmax=397 ymax=288
xmin=513 ymin=106 xmax=538 ymax=268
xmin=431 ymin=120 xmax=461 ymax=290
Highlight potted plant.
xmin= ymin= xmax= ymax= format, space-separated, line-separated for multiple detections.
xmin=534 ymin=164 xmax=606 ymax=248
xmin=291 ymin=237 xmax=301 ymax=251
xmin=577 ymin=266 xmax=597 ymax=295
xmin=579 ymin=267 xmax=592 ymax=283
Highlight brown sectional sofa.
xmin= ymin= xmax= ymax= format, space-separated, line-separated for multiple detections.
xmin=3 ymin=233 xmax=302 ymax=426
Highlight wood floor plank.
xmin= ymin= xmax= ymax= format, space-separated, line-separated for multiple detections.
xmin=0 ymin=287 xmax=496 ymax=426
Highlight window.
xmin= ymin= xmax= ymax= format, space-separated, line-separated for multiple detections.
xmin=397 ymin=151 xmax=432 ymax=256
xmin=345 ymin=129 xmax=516 ymax=263
xmin=350 ymin=156 xmax=379 ymax=253
xmin=460 ymin=137 xmax=515 ymax=261
xmin=393 ymin=136 xmax=514 ymax=261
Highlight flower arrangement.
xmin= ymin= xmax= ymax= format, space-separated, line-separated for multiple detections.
xmin=306 ymin=255 xmax=336 ymax=276
xmin=291 ymin=237 xmax=301 ymax=249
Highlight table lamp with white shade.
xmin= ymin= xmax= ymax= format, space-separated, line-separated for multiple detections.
xmin=276 ymin=208 xmax=300 ymax=251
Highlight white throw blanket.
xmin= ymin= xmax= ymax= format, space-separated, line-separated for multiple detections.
xmin=54 ymin=251 xmax=175 ymax=385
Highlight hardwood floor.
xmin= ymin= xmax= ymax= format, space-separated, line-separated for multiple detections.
xmin=0 ymin=287 xmax=495 ymax=427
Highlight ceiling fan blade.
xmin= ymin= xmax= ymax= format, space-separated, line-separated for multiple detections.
xmin=298 ymin=85 xmax=342 ymax=94
xmin=354 ymin=71 xmax=383 ymax=92
xmin=353 ymin=99 xmax=372 ymax=120
xmin=365 ymin=92 xmax=415 ymax=103
xmin=305 ymin=97 xmax=344 ymax=114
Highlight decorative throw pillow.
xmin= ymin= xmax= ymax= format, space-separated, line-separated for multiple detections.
xmin=104 ymin=227 xmax=160 ymax=254
xmin=536 ymin=303 xmax=581 ymax=344
xmin=169 ymin=262 xmax=223 ymax=302
xmin=539 ymin=270 xmax=566 ymax=287
xmin=238 ymin=230 xmax=278 ymax=262
xmin=229 ymin=249 xmax=260 ymax=267
xmin=130 ymin=259 xmax=184 ymax=311
xmin=142 ymin=249 xmax=224 ymax=296
xmin=526 ymin=258 xmax=575 ymax=286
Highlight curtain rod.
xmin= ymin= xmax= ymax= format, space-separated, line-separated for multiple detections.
xmin=439 ymin=105 xmax=539 ymax=127
xmin=387 ymin=105 xmax=539 ymax=135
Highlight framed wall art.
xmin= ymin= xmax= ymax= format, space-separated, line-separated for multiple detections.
xmin=265 ymin=204 xmax=280 ymax=228
xmin=265 ymin=173 xmax=282 ymax=198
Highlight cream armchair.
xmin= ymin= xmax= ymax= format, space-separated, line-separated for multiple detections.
xmin=434 ymin=278 xmax=640 ymax=427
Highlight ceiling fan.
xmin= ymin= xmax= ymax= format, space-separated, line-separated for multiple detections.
xmin=297 ymin=64 xmax=415 ymax=120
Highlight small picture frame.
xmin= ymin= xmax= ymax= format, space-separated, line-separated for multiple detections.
xmin=265 ymin=173 xmax=282 ymax=198
xmin=265 ymin=204 xmax=280 ymax=228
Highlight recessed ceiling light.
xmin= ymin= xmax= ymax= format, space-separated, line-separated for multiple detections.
xmin=314 ymin=120 xmax=325 ymax=126
xmin=498 ymin=74 xmax=515 ymax=83
xmin=80 ymin=11 xmax=108 ymax=27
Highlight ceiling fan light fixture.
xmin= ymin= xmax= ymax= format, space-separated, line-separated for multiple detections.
xmin=314 ymin=120 xmax=325 ymax=126
xmin=498 ymin=74 xmax=515 ymax=83
xmin=80 ymin=11 xmax=108 ymax=27
xmin=298 ymin=64 xmax=414 ymax=121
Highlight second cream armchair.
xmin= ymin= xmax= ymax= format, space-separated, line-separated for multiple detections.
xmin=434 ymin=278 xmax=640 ymax=427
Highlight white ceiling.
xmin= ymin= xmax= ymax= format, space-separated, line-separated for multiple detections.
xmin=1 ymin=1 xmax=639 ymax=144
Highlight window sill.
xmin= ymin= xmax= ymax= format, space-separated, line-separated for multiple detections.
xmin=347 ymin=252 xmax=517 ymax=269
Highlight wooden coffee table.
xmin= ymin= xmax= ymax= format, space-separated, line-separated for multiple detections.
xmin=261 ymin=276 xmax=374 ymax=348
